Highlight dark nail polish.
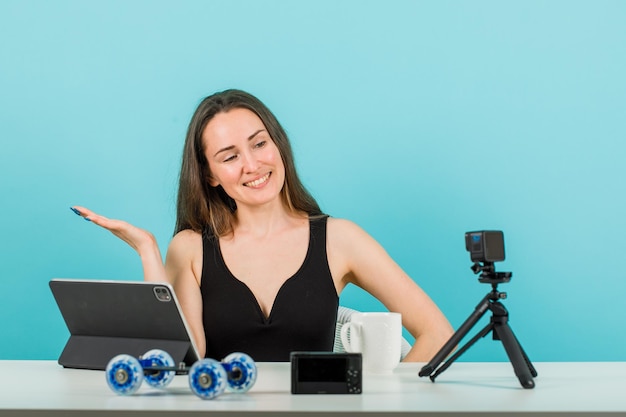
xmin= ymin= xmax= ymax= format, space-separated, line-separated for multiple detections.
xmin=70 ymin=207 xmax=81 ymax=216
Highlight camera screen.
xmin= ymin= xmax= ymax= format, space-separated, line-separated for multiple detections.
xmin=297 ymin=357 xmax=347 ymax=382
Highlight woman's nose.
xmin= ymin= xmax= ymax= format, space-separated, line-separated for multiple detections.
xmin=241 ymin=151 xmax=260 ymax=172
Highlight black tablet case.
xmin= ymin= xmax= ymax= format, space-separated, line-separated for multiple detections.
xmin=49 ymin=279 xmax=200 ymax=370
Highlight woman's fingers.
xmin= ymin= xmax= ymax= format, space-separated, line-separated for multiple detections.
xmin=70 ymin=205 xmax=107 ymax=223
xmin=70 ymin=206 xmax=93 ymax=221
xmin=69 ymin=205 xmax=154 ymax=252
xmin=71 ymin=206 xmax=123 ymax=229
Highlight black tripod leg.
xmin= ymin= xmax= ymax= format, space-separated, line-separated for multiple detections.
xmin=514 ymin=332 xmax=538 ymax=378
xmin=429 ymin=322 xmax=493 ymax=382
xmin=501 ymin=328 xmax=537 ymax=378
xmin=493 ymin=323 xmax=535 ymax=389
xmin=419 ymin=293 xmax=491 ymax=377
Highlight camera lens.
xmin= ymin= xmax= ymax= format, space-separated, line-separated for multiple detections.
xmin=154 ymin=286 xmax=171 ymax=302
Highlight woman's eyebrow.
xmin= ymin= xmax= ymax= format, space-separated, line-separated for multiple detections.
xmin=213 ymin=129 xmax=266 ymax=157
xmin=213 ymin=145 xmax=235 ymax=157
xmin=247 ymin=129 xmax=266 ymax=141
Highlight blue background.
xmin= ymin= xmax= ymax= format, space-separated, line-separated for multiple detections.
xmin=1 ymin=0 xmax=625 ymax=362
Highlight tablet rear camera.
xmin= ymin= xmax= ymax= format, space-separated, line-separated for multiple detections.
xmin=154 ymin=286 xmax=172 ymax=302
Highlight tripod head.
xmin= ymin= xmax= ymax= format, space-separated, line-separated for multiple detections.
xmin=471 ymin=261 xmax=512 ymax=285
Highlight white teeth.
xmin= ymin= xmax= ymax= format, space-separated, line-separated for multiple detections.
xmin=245 ymin=173 xmax=270 ymax=187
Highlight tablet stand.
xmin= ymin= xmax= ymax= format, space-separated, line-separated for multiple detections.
xmin=418 ymin=262 xmax=537 ymax=389
xmin=59 ymin=335 xmax=196 ymax=371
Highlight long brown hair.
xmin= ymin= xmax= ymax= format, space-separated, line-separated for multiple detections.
xmin=174 ymin=89 xmax=323 ymax=237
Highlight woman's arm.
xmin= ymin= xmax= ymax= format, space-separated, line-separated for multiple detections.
xmin=70 ymin=206 xmax=206 ymax=356
xmin=327 ymin=218 xmax=454 ymax=362
xmin=71 ymin=206 xmax=167 ymax=282
xmin=164 ymin=230 xmax=206 ymax=357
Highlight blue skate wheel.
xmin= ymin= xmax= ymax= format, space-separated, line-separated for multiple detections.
xmin=188 ymin=359 xmax=228 ymax=400
xmin=105 ymin=354 xmax=144 ymax=395
xmin=222 ymin=352 xmax=257 ymax=392
xmin=142 ymin=349 xmax=176 ymax=388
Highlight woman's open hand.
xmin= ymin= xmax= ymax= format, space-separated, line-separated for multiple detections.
xmin=70 ymin=206 xmax=167 ymax=282
xmin=70 ymin=205 xmax=157 ymax=254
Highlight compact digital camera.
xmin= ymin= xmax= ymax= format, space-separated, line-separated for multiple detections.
xmin=290 ymin=352 xmax=362 ymax=394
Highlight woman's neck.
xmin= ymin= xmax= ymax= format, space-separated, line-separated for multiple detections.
xmin=232 ymin=201 xmax=306 ymax=239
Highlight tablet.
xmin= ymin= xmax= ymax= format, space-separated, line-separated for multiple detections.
xmin=49 ymin=278 xmax=201 ymax=370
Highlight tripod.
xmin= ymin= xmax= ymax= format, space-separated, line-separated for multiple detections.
xmin=418 ymin=262 xmax=537 ymax=389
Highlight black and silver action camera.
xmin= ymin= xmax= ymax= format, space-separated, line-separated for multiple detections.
xmin=290 ymin=352 xmax=362 ymax=394
xmin=465 ymin=230 xmax=511 ymax=284
xmin=465 ymin=230 xmax=505 ymax=263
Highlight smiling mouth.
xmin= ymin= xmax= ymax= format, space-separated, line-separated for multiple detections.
xmin=244 ymin=172 xmax=271 ymax=188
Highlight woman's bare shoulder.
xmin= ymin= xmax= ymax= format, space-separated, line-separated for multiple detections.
xmin=327 ymin=217 xmax=370 ymax=242
xmin=167 ymin=229 xmax=203 ymax=259
xmin=326 ymin=216 xmax=390 ymax=264
xmin=172 ymin=228 xmax=203 ymax=242
xmin=165 ymin=229 xmax=203 ymax=284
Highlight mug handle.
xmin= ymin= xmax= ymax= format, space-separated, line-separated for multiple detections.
xmin=340 ymin=322 xmax=362 ymax=353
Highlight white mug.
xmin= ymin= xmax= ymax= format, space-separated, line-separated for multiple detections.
xmin=340 ymin=312 xmax=402 ymax=374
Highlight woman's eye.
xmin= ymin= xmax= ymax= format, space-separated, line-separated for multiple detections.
xmin=254 ymin=140 xmax=267 ymax=148
xmin=223 ymin=154 xmax=237 ymax=162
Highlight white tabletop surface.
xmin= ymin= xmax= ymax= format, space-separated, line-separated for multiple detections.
xmin=0 ymin=361 xmax=625 ymax=416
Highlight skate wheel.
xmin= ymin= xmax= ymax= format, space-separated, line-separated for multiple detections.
xmin=188 ymin=359 xmax=228 ymax=400
xmin=222 ymin=352 xmax=257 ymax=392
xmin=105 ymin=354 xmax=143 ymax=395
xmin=142 ymin=349 xmax=176 ymax=388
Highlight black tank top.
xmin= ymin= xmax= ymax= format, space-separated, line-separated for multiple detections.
xmin=200 ymin=216 xmax=338 ymax=361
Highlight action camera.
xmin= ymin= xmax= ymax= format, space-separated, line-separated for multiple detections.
xmin=465 ymin=230 xmax=505 ymax=263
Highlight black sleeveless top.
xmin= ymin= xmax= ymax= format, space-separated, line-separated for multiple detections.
xmin=200 ymin=216 xmax=338 ymax=361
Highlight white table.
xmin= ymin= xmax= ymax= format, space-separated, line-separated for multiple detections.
xmin=1 ymin=361 xmax=624 ymax=416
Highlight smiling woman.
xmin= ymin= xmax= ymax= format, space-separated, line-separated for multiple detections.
xmin=203 ymin=109 xmax=287 ymax=212
xmin=71 ymin=89 xmax=453 ymax=362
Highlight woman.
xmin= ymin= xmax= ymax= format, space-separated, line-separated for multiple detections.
xmin=72 ymin=89 xmax=453 ymax=362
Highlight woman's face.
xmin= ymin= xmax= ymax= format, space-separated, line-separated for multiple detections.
xmin=202 ymin=108 xmax=285 ymax=209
